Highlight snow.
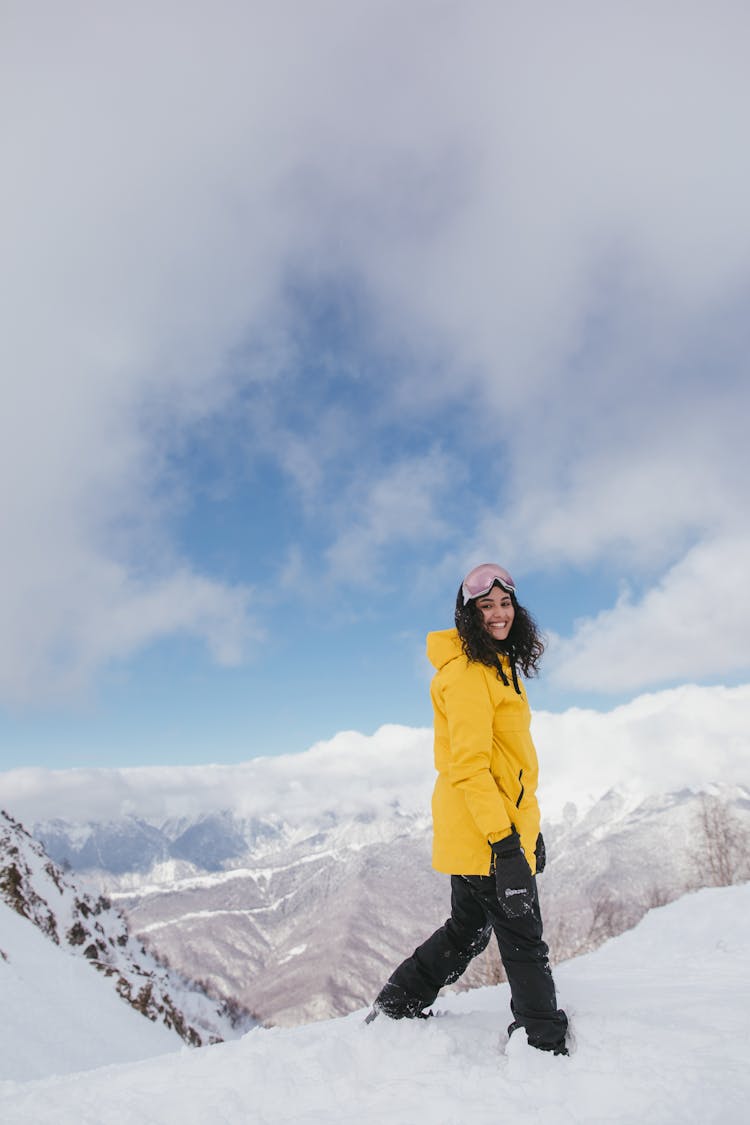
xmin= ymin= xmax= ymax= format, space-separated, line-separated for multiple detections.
xmin=0 ymin=902 xmax=180 ymax=1082
xmin=1 ymin=883 xmax=748 ymax=1123
xmin=0 ymin=809 xmax=252 ymax=1048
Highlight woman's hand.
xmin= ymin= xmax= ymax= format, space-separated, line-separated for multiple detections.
xmin=490 ymin=832 xmax=535 ymax=918
xmin=534 ymin=832 xmax=546 ymax=874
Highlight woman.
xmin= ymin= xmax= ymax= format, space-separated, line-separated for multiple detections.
xmin=369 ymin=563 xmax=568 ymax=1055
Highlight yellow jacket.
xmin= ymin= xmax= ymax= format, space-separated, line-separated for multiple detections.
xmin=427 ymin=629 xmax=541 ymax=876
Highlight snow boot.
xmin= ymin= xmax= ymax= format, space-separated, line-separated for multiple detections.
xmin=366 ymin=982 xmax=434 ymax=1022
xmin=507 ymin=1019 xmax=568 ymax=1056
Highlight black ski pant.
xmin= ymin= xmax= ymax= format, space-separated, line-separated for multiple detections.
xmin=380 ymin=873 xmax=567 ymax=1050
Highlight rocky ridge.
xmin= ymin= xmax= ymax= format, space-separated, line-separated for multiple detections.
xmin=0 ymin=809 xmax=256 ymax=1045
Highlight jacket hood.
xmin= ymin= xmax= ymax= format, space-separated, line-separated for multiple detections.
xmin=426 ymin=629 xmax=464 ymax=671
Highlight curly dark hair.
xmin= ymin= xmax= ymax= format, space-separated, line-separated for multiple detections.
xmin=454 ymin=581 xmax=545 ymax=689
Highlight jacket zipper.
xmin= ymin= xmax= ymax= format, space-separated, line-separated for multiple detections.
xmin=515 ymin=769 xmax=525 ymax=808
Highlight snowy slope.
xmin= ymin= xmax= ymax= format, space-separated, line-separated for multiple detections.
xmin=1 ymin=883 xmax=748 ymax=1124
xmin=0 ymin=811 xmax=255 ymax=1055
xmin=0 ymin=901 xmax=180 ymax=1081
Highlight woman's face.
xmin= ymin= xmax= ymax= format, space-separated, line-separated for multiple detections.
xmin=475 ymin=585 xmax=515 ymax=642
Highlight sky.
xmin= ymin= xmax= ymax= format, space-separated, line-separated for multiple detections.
xmin=2 ymin=1 xmax=750 ymax=771
xmin=2 ymin=883 xmax=749 ymax=1120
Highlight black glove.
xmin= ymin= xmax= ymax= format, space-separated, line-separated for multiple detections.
xmin=490 ymin=831 xmax=535 ymax=919
xmin=535 ymin=832 xmax=546 ymax=874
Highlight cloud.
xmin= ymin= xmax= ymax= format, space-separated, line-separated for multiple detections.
xmin=2 ymin=4 xmax=326 ymax=703
xmin=0 ymin=684 xmax=747 ymax=827
xmin=468 ymin=378 xmax=748 ymax=587
xmin=533 ymin=682 xmax=750 ymax=820
xmin=0 ymin=724 xmax=435 ymax=827
xmin=0 ymin=556 xmax=258 ymax=705
xmin=2 ymin=1 xmax=750 ymax=705
xmin=323 ymin=450 xmax=460 ymax=586
xmin=545 ymin=535 xmax=750 ymax=692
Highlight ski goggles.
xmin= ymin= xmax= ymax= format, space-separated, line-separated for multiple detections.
xmin=461 ymin=563 xmax=516 ymax=604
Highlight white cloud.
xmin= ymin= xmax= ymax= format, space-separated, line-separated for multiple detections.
xmin=545 ymin=535 xmax=750 ymax=692
xmin=534 ymin=682 xmax=750 ymax=821
xmin=323 ymin=450 xmax=460 ymax=585
xmin=2 ymin=5 xmax=309 ymax=702
xmin=0 ymin=554 xmax=258 ymax=704
xmin=0 ymin=684 xmax=747 ymax=827
xmin=2 ymin=1 xmax=750 ymax=704
xmin=0 ymin=724 xmax=435 ymax=827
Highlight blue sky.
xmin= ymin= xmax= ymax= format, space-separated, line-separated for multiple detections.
xmin=2 ymin=1 xmax=749 ymax=770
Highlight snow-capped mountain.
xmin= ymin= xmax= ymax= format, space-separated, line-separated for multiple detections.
xmin=35 ymin=807 xmax=439 ymax=1026
xmin=0 ymin=810 xmax=257 ymax=1056
xmin=27 ymin=784 xmax=750 ymax=1027
xmin=35 ymin=808 xmax=288 ymax=876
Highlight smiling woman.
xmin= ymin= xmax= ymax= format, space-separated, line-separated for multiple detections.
xmin=453 ymin=563 xmax=546 ymax=695
xmin=368 ymin=563 xmax=568 ymax=1056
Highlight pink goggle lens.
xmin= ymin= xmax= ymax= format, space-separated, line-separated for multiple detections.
xmin=461 ymin=563 xmax=516 ymax=604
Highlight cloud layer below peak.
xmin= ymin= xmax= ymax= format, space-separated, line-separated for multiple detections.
xmin=1 ymin=684 xmax=747 ymax=828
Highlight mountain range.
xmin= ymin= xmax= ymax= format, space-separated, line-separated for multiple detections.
xmin=27 ymin=782 xmax=750 ymax=1026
